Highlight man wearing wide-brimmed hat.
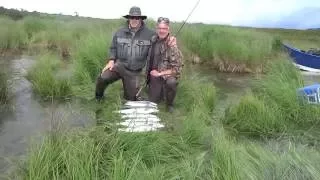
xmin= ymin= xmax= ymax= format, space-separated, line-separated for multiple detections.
xmin=95 ymin=6 xmax=177 ymax=102
xmin=122 ymin=6 xmax=147 ymax=20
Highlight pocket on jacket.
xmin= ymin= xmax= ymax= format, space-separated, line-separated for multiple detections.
xmin=135 ymin=40 xmax=151 ymax=57
xmin=117 ymin=38 xmax=131 ymax=58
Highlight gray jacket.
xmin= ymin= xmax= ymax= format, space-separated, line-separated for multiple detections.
xmin=109 ymin=22 xmax=155 ymax=71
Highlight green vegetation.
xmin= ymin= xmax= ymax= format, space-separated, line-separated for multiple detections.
xmin=13 ymin=75 xmax=217 ymax=179
xmin=72 ymin=31 xmax=112 ymax=85
xmin=223 ymin=58 xmax=320 ymax=140
xmin=0 ymin=17 xmax=28 ymax=51
xmin=257 ymin=27 xmax=320 ymax=50
xmin=1 ymin=7 xmax=320 ymax=180
xmin=26 ymin=53 xmax=72 ymax=100
xmin=0 ymin=71 xmax=8 ymax=104
xmin=180 ymin=25 xmax=279 ymax=72
xmin=1 ymin=7 xmax=320 ymax=71
xmin=13 ymin=73 xmax=320 ymax=179
xmin=2 ymin=8 xmax=314 ymax=71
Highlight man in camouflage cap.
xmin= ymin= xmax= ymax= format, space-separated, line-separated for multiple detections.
xmin=95 ymin=6 xmax=177 ymax=102
xmin=146 ymin=17 xmax=183 ymax=112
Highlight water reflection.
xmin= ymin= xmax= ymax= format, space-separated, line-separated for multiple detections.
xmin=0 ymin=56 xmax=94 ymax=175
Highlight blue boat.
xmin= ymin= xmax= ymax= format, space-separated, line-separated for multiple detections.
xmin=282 ymin=43 xmax=320 ymax=72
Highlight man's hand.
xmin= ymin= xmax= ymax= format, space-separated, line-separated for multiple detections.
xmin=167 ymin=36 xmax=177 ymax=47
xmin=102 ymin=60 xmax=114 ymax=73
xmin=150 ymin=70 xmax=162 ymax=77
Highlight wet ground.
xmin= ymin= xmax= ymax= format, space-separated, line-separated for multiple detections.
xmin=1 ymin=56 xmax=320 ymax=175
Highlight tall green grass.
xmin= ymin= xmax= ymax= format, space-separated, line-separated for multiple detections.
xmin=0 ymin=14 xmax=294 ymax=69
xmin=0 ymin=17 xmax=28 ymax=50
xmin=16 ymin=73 xmax=218 ymax=179
xmin=0 ymin=71 xmax=8 ymax=104
xmin=2 ymin=13 xmax=318 ymax=73
xmin=223 ymin=57 xmax=320 ymax=138
xmin=180 ymin=25 xmax=278 ymax=65
xmin=17 ymin=69 xmax=320 ymax=180
xmin=16 ymin=89 xmax=320 ymax=180
xmin=23 ymin=16 xmax=47 ymax=39
xmin=72 ymin=31 xmax=112 ymax=85
xmin=27 ymin=53 xmax=72 ymax=100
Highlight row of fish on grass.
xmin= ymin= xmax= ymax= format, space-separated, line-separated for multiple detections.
xmin=114 ymin=101 xmax=165 ymax=132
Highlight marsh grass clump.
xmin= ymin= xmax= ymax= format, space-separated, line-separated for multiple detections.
xmin=0 ymin=71 xmax=9 ymax=104
xmin=27 ymin=53 xmax=72 ymax=100
xmin=72 ymin=31 xmax=112 ymax=85
xmin=235 ymin=139 xmax=320 ymax=180
xmin=23 ymin=16 xmax=47 ymax=40
xmin=223 ymin=58 xmax=320 ymax=138
xmin=223 ymin=94 xmax=286 ymax=136
xmin=253 ymin=59 xmax=320 ymax=129
xmin=17 ymin=129 xmax=106 ymax=180
xmin=180 ymin=25 xmax=276 ymax=70
xmin=0 ymin=17 xmax=28 ymax=51
xmin=27 ymin=22 xmax=75 ymax=58
xmin=175 ymin=74 xmax=216 ymax=113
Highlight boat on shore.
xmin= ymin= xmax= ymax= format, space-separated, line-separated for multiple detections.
xmin=282 ymin=43 xmax=320 ymax=72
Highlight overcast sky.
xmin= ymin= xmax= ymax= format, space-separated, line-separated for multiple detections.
xmin=2 ymin=0 xmax=320 ymax=26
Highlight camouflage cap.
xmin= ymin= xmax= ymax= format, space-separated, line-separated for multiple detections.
xmin=123 ymin=6 xmax=147 ymax=20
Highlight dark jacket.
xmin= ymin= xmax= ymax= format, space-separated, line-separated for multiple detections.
xmin=109 ymin=22 xmax=155 ymax=71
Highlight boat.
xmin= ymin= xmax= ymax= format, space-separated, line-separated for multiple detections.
xmin=282 ymin=43 xmax=320 ymax=72
xmin=297 ymin=83 xmax=320 ymax=104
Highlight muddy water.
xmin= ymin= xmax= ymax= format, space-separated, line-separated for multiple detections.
xmin=0 ymin=56 xmax=94 ymax=175
xmin=187 ymin=64 xmax=254 ymax=120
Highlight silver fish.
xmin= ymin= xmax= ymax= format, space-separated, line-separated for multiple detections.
xmin=121 ymin=114 xmax=159 ymax=119
xmin=118 ymin=125 xmax=164 ymax=132
xmin=118 ymin=120 xmax=163 ymax=127
xmin=124 ymin=101 xmax=157 ymax=108
xmin=116 ymin=107 xmax=159 ymax=114
xmin=122 ymin=105 xmax=158 ymax=109
xmin=120 ymin=117 xmax=161 ymax=123
xmin=121 ymin=118 xmax=161 ymax=123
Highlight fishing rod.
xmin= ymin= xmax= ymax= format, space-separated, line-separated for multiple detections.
xmin=174 ymin=0 xmax=201 ymax=37
xmin=135 ymin=0 xmax=201 ymax=100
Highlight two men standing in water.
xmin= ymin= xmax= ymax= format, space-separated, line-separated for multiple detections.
xmin=95 ymin=6 xmax=183 ymax=112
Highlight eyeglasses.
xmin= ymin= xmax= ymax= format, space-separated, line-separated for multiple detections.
xmin=157 ymin=17 xmax=170 ymax=24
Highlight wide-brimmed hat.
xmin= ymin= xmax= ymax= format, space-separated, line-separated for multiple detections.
xmin=123 ymin=6 xmax=147 ymax=20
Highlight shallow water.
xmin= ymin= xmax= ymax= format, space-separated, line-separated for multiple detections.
xmin=1 ymin=56 xmax=319 ymax=175
xmin=0 ymin=56 xmax=94 ymax=175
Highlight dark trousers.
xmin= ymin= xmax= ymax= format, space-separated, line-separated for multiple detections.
xmin=148 ymin=76 xmax=178 ymax=106
xmin=95 ymin=63 xmax=140 ymax=101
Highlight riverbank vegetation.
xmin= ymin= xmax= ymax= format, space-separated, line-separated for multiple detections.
xmin=2 ymin=7 xmax=320 ymax=179
xmin=223 ymin=58 xmax=320 ymax=141
xmin=2 ymin=8 xmax=320 ymax=72
xmin=14 ymin=67 xmax=320 ymax=179
xmin=0 ymin=71 xmax=8 ymax=104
